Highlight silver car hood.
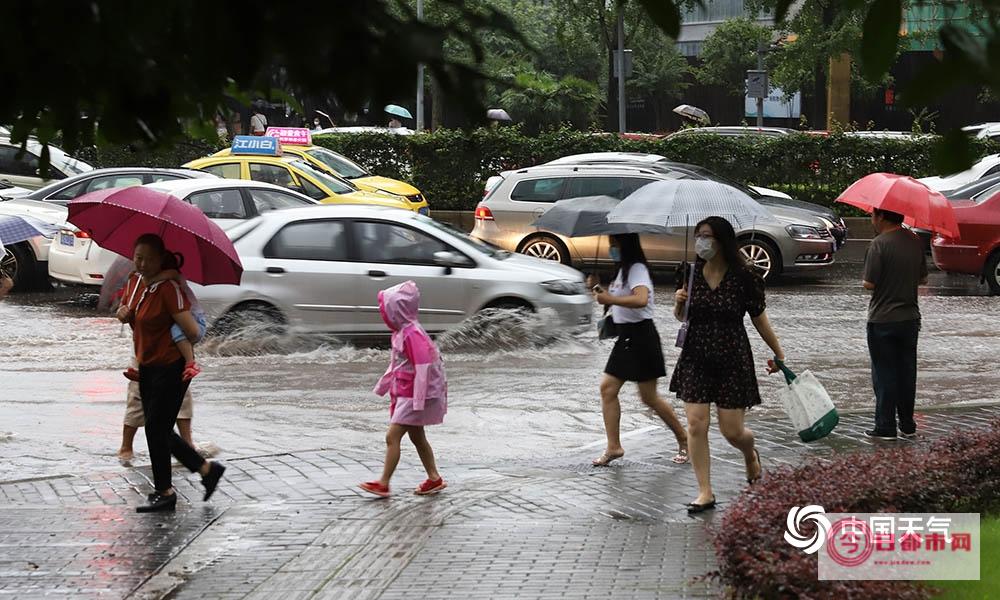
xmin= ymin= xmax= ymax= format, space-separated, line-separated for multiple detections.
xmin=762 ymin=204 xmax=827 ymax=228
xmin=496 ymin=251 xmax=584 ymax=281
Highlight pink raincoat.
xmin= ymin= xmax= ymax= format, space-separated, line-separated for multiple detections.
xmin=373 ymin=281 xmax=447 ymax=426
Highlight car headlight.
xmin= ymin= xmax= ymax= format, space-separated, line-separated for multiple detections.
xmin=541 ymin=280 xmax=588 ymax=295
xmin=785 ymin=225 xmax=824 ymax=240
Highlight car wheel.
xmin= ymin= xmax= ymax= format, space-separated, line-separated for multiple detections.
xmin=3 ymin=242 xmax=37 ymax=292
xmin=520 ymin=235 xmax=569 ymax=265
xmin=986 ymin=252 xmax=1000 ymax=295
xmin=739 ymin=238 xmax=780 ymax=280
xmin=211 ymin=302 xmax=286 ymax=336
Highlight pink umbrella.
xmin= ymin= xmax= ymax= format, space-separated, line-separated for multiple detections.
xmin=68 ymin=187 xmax=242 ymax=285
xmin=835 ymin=173 xmax=960 ymax=238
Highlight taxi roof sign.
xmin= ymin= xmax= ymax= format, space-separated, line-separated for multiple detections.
xmin=231 ymin=135 xmax=282 ymax=156
xmin=264 ymin=127 xmax=312 ymax=146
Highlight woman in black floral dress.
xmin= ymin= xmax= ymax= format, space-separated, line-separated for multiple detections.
xmin=669 ymin=217 xmax=785 ymax=513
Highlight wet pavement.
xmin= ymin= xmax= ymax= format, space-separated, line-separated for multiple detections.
xmin=1 ymin=258 xmax=999 ymax=598
xmin=1 ymin=261 xmax=997 ymax=483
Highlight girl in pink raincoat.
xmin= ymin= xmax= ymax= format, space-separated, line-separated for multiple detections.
xmin=360 ymin=281 xmax=448 ymax=498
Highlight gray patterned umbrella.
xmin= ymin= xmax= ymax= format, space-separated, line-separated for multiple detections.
xmin=606 ymin=179 xmax=777 ymax=230
xmin=532 ymin=195 xmax=669 ymax=238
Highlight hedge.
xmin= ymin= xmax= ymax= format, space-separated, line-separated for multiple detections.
xmin=76 ymin=128 xmax=1000 ymax=213
xmin=713 ymin=422 xmax=1000 ymax=599
xmin=311 ymin=127 xmax=1000 ymax=212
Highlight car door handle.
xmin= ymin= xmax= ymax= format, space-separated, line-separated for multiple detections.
xmin=368 ymin=270 xmax=387 ymax=278
xmin=266 ymin=267 xmax=285 ymax=274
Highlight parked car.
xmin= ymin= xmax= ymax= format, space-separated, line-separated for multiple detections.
xmin=48 ymin=179 xmax=317 ymax=287
xmin=931 ymin=186 xmax=1000 ymax=294
xmin=919 ymin=154 xmax=1000 ymax=193
xmin=190 ymin=205 xmax=592 ymax=336
xmin=472 ymin=164 xmax=837 ymax=279
xmin=0 ymin=167 xmax=214 ymax=290
xmin=12 ymin=167 xmax=215 ymax=205
xmin=212 ymin=141 xmax=427 ymax=207
xmin=183 ymin=153 xmax=427 ymax=213
xmin=312 ymin=126 xmax=415 ymax=136
xmin=542 ymin=152 xmax=848 ymax=247
xmin=0 ymin=180 xmax=33 ymax=199
xmin=0 ymin=136 xmax=94 ymax=190
xmin=0 ymin=198 xmax=67 ymax=290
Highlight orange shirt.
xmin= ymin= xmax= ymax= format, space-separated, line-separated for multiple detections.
xmin=123 ymin=274 xmax=191 ymax=366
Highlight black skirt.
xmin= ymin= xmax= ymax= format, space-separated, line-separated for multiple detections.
xmin=603 ymin=319 xmax=667 ymax=382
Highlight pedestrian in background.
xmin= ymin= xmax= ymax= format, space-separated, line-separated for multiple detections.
xmin=250 ymin=104 xmax=268 ymax=136
xmin=590 ymin=233 xmax=689 ymax=467
xmin=670 ymin=217 xmax=784 ymax=514
xmin=863 ymin=208 xmax=928 ymax=441
xmin=116 ymin=234 xmax=225 ymax=512
xmin=360 ymin=281 xmax=448 ymax=498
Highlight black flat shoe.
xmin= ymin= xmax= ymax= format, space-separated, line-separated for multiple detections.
xmin=136 ymin=492 xmax=176 ymax=513
xmin=202 ymin=461 xmax=226 ymax=501
xmin=687 ymin=496 xmax=717 ymax=514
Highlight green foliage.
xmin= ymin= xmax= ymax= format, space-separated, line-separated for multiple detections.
xmin=499 ymin=70 xmax=602 ymax=133
xmin=309 ymin=128 xmax=1000 ymax=211
xmin=696 ymin=17 xmax=774 ymax=97
xmin=0 ymin=0 xmax=521 ymax=164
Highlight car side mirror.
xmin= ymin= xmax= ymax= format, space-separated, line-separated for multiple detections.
xmin=434 ymin=251 xmax=471 ymax=274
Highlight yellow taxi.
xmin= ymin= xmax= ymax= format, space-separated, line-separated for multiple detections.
xmin=211 ymin=127 xmax=429 ymax=212
xmin=185 ymin=136 xmax=427 ymax=213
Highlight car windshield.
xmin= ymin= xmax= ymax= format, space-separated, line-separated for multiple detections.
xmin=665 ymin=163 xmax=763 ymax=198
xmin=972 ymin=182 xmax=1000 ymax=204
xmin=48 ymin=146 xmax=94 ymax=175
xmin=945 ymin=175 xmax=1000 ymax=199
xmin=415 ymin=214 xmax=507 ymax=258
xmin=289 ymin=160 xmax=357 ymax=194
xmin=304 ymin=148 xmax=369 ymax=179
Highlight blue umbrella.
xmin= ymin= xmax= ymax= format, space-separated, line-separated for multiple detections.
xmin=384 ymin=104 xmax=413 ymax=119
xmin=0 ymin=214 xmax=59 ymax=245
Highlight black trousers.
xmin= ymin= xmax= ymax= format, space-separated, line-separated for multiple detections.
xmin=139 ymin=359 xmax=205 ymax=492
xmin=867 ymin=319 xmax=920 ymax=435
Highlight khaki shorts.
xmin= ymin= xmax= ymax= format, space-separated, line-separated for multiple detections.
xmin=124 ymin=360 xmax=194 ymax=428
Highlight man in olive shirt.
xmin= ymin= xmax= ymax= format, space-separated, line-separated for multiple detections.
xmin=862 ymin=209 xmax=928 ymax=440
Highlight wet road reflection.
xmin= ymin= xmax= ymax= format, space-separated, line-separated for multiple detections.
xmin=1 ymin=262 xmax=996 ymax=481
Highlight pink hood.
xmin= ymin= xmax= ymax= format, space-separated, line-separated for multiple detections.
xmin=378 ymin=280 xmax=420 ymax=332
xmin=373 ymin=280 xmax=447 ymax=411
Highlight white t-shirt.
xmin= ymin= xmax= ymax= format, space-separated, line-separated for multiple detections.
xmin=609 ymin=263 xmax=655 ymax=323
xmin=250 ymin=113 xmax=267 ymax=134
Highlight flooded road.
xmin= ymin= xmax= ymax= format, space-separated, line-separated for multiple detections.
xmin=2 ymin=262 xmax=997 ymax=482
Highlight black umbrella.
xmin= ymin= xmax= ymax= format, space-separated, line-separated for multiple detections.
xmin=531 ymin=195 xmax=668 ymax=238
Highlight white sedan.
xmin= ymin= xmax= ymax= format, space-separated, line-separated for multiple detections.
xmin=48 ymin=179 xmax=317 ymax=286
xmin=192 ymin=205 xmax=593 ymax=337
xmin=919 ymin=154 xmax=1000 ymax=193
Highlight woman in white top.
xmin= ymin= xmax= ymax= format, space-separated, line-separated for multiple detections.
xmin=591 ymin=233 xmax=688 ymax=466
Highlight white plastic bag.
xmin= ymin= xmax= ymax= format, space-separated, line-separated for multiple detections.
xmin=775 ymin=364 xmax=839 ymax=442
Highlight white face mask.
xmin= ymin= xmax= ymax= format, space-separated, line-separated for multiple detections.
xmin=695 ymin=237 xmax=717 ymax=261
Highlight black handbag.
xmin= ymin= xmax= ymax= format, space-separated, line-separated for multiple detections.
xmin=597 ymin=306 xmax=618 ymax=340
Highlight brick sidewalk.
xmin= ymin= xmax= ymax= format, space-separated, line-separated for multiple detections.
xmin=1 ymin=404 xmax=997 ymax=599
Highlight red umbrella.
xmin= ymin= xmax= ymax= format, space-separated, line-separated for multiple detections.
xmin=835 ymin=173 xmax=960 ymax=238
xmin=68 ymin=187 xmax=242 ymax=285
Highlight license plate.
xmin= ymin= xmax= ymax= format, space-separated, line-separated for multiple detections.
xmin=60 ymin=233 xmax=75 ymax=247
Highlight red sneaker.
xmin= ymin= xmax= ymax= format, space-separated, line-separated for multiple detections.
xmin=359 ymin=481 xmax=390 ymax=498
xmin=123 ymin=368 xmax=140 ymax=382
xmin=414 ymin=478 xmax=447 ymax=495
xmin=182 ymin=361 xmax=202 ymax=382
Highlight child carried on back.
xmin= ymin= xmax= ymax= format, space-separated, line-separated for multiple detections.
xmin=120 ymin=251 xmax=206 ymax=382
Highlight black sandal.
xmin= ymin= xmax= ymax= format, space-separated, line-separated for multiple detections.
xmin=687 ymin=496 xmax=717 ymax=514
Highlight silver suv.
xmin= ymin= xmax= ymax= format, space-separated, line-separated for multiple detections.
xmin=472 ymin=164 xmax=837 ymax=279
